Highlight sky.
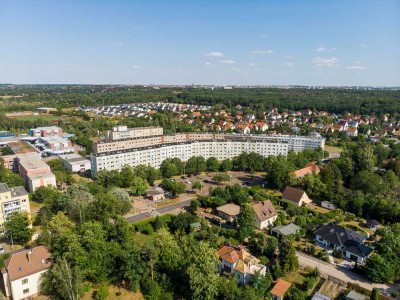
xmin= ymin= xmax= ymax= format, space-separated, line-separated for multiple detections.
xmin=0 ymin=0 xmax=399 ymax=86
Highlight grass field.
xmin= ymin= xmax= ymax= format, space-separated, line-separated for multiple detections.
xmin=10 ymin=115 xmax=64 ymax=122
xmin=324 ymin=145 xmax=342 ymax=154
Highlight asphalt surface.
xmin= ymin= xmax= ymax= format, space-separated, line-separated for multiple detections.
xmin=125 ymin=199 xmax=193 ymax=223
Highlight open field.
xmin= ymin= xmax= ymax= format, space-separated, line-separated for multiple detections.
xmin=325 ymin=145 xmax=342 ymax=154
xmin=8 ymin=115 xmax=64 ymax=122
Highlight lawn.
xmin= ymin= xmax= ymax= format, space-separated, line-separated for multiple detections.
xmin=82 ymin=285 xmax=144 ymax=300
xmin=324 ymin=145 xmax=342 ymax=154
xmin=132 ymin=232 xmax=156 ymax=246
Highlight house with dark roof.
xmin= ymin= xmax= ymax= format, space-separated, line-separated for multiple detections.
xmin=1 ymin=246 xmax=51 ymax=300
xmin=282 ymin=186 xmax=312 ymax=206
xmin=253 ymin=200 xmax=277 ymax=229
xmin=217 ymin=244 xmax=266 ymax=284
xmin=367 ymin=219 xmax=380 ymax=230
xmin=314 ymin=224 xmax=373 ymax=264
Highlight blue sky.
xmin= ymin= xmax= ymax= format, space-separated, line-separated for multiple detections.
xmin=0 ymin=0 xmax=399 ymax=86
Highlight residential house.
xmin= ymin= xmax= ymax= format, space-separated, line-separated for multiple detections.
xmin=146 ymin=187 xmax=167 ymax=202
xmin=236 ymin=124 xmax=251 ymax=135
xmin=270 ymin=279 xmax=292 ymax=300
xmin=282 ymin=187 xmax=311 ymax=206
xmin=367 ymin=219 xmax=380 ymax=230
xmin=294 ymin=163 xmax=320 ymax=178
xmin=346 ymin=128 xmax=358 ymax=137
xmin=253 ymin=200 xmax=277 ymax=229
xmin=217 ymin=244 xmax=266 ymax=284
xmin=314 ymin=224 xmax=374 ymax=264
xmin=255 ymin=121 xmax=269 ymax=132
xmin=2 ymin=246 xmax=51 ymax=300
xmin=271 ymin=223 xmax=302 ymax=239
xmin=216 ymin=203 xmax=240 ymax=222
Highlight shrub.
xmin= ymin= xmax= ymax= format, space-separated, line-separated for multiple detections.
xmin=94 ymin=284 xmax=109 ymax=300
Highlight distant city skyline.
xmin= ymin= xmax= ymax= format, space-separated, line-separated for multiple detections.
xmin=0 ymin=0 xmax=399 ymax=86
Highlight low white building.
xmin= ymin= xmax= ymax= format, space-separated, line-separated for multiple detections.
xmin=59 ymin=154 xmax=91 ymax=172
xmin=321 ymin=201 xmax=337 ymax=210
xmin=2 ymin=246 xmax=51 ymax=300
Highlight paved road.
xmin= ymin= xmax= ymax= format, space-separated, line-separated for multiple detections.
xmin=126 ymin=199 xmax=193 ymax=223
xmin=296 ymin=252 xmax=400 ymax=298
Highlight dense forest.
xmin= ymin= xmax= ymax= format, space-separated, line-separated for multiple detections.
xmin=1 ymin=85 xmax=399 ymax=115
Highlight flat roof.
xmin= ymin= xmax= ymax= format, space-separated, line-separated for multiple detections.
xmin=8 ymin=141 xmax=38 ymax=154
xmin=27 ymin=172 xmax=56 ymax=180
xmin=19 ymin=156 xmax=51 ymax=171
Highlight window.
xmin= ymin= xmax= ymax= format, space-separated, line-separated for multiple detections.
xmin=23 ymin=289 xmax=29 ymax=294
xmin=22 ymin=278 xmax=28 ymax=284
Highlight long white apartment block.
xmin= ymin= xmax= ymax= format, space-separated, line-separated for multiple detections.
xmin=90 ymin=126 xmax=324 ymax=177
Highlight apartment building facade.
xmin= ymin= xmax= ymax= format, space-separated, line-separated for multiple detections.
xmin=90 ymin=126 xmax=324 ymax=177
xmin=0 ymin=183 xmax=30 ymax=234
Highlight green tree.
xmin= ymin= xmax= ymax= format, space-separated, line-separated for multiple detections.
xmin=364 ymin=254 xmax=395 ymax=283
xmin=237 ymin=204 xmax=256 ymax=241
xmin=131 ymin=177 xmax=148 ymax=195
xmin=206 ymin=157 xmax=221 ymax=172
xmin=40 ymin=258 xmax=83 ymax=300
xmin=5 ymin=211 xmax=34 ymax=245
xmin=186 ymin=241 xmax=220 ymax=300
xmin=160 ymin=179 xmax=186 ymax=196
xmin=220 ymin=159 xmax=233 ymax=172
xmin=370 ymin=288 xmax=379 ymax=300
xmin=265 ymin=155 xmax=295 ymax=189
xmin=212 ymin=173 xmax=231 ymax=183
xmin=33 ymin=186 xmax=61 ymax=203
xmin=120 ymin=165 xmax=136 ymax=188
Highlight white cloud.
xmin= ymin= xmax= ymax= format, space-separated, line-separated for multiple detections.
xmin=346 ymin=65 xmax=366 ymax=70
xmin=220 ymin=60 xmax=236 ymax=64
xmin=313 ymin=57 xmax=338 ymax=67
xmin=205 ymin=62 xmax=212 ymax=66
xmin=250 ymin=49 xmax=274 ymax=55
xmin=315 ymin=47 xmax=327 ymax=52
xmin=204 ymin=52 xmax=224 ymax=57
xmin=285 ymin=62 xmax=295 ymax=67
xmin=248 ymin=63 xmax=257 ymax=67
xmin=133 ymin=65 xmax=144 ymax=69
xmin=231 ymin=68 xmax=241 ymax=71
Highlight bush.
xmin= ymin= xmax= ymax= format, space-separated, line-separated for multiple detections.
xmin=94 ymin=284 xmax=109 ymax=300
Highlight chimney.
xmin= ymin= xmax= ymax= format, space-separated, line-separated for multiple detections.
xmin=27 ymin=249 xmax=32 ymax=263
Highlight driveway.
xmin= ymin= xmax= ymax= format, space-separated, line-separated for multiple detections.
xmin=296 ymin=252 xmax=400 ymax=298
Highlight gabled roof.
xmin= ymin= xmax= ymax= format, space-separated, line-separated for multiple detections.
xmin=3 ymin=246 xmax=51 ymax=281
xmin=253 ymin=200 xmax=277 ymax=222
xmin=270 ymin=279 xmax=292 ymax=298
xmin=282 ymin=187 xmax=308 ymax=203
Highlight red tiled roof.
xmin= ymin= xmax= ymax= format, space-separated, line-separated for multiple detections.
xmin=270 ymin=279 xmax=292 ymax=298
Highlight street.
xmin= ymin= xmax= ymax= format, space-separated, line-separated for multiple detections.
xmin=296 ymin=252 xmax=400 ymax=298
xmin=125 ymin=199 xmax=193 ymax=223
